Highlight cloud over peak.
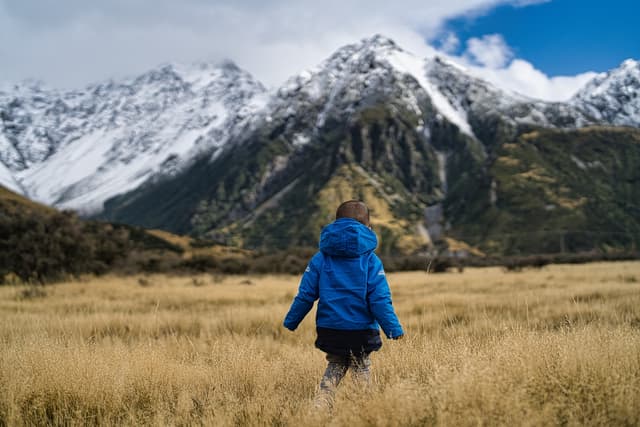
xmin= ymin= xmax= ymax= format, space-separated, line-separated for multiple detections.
xmin=436 ymin=32 xmax=597 ymax=101
xmin=0 ymin=0 xmax=601 ymax=101
xmin=464 ymin=34 xmax=513 ymax=68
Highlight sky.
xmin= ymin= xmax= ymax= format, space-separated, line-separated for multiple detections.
xmin=0 ymin=0 xmax=638 ymax=101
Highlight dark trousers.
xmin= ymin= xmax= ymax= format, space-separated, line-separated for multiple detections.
xmin=319 ymin=352 xmax=371 ymax=393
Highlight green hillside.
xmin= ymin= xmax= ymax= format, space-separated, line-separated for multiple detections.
xmin=0 ymin=186 xmax=182 ymax=283
xmin=448 ymin=126 xmax=640 ymax=255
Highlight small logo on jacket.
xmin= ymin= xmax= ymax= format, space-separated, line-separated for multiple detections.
xmin=305 ymin=266 xmax=311 ymax=273
xmin=378 ymin=270 xmax=385 ymax=276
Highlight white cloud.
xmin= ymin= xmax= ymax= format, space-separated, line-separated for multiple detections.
xmin=437 ymin=32 xmax=461 ymax=54
xmin=0 ymin=1 xmax=601 ymax=102
xmin=511 ymin=0 xmax=552 ymax=6
xmin=464 ymin=34 xmax=513 ymax=68
xmin=0 ymin=0 xmax=552 ymax=89
xmin=446 ymin=34 xmax=598 ymax=101
xmin=470 ymin=59 xmax=598 ymax=101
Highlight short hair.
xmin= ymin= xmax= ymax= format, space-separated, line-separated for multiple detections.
xmin=336 ymin=200 xmax=370 ymax=226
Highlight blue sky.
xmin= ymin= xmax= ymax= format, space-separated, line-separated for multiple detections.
xmin=437 ymin=0 xmax=640 ymax=76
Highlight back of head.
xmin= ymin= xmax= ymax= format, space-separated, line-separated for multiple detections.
xmin=335 ymin=200 xmax=370 ymax=227
xmin=320 ymin=200 xmax=376 ymax=257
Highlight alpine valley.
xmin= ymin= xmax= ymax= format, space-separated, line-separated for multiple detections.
xmin=2 ymin=35 xmax=640 ymax=256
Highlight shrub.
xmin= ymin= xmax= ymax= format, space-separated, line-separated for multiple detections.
xmin=178 ymin=255 xmax=218 ymax=272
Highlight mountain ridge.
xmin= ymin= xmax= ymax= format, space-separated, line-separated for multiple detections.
xmin=2 ymin=35 xmax=639 ymax=210
xmin=2 ymin=35 xmax=640 ymax=255
xmin=1 ymin=59 xmax=267 ymax=213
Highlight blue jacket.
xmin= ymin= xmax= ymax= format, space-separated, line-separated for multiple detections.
xmin=283 ymin=218 xmax=404 ymax=339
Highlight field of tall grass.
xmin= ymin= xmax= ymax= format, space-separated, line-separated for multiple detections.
xmin=1 ymin=261 xmax=639 ymax=426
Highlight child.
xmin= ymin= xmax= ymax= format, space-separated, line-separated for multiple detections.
xmin=283 ymin=200 xmax=404 ymax=399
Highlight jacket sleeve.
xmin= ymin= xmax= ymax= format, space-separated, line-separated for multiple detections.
xmin=283 ymin=253 xmax=322 ymax=331
xmin=367 ymin=254 xmax=404 ymax=339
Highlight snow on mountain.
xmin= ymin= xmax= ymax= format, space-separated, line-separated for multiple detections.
xmin=382 ymin=43 xmax=475 ymax=137
xmin=268 ymin=35 xmax=476 ymax=138
xmin=0 ymin=131 xmax=22 ymax=177
xmin=0 ymin=160 xmax=22 ymax=193
xmin=2 ymin=61 xmax=266 ymax=213
xmin=2 ymin=35 xmax=638 ymax=215
xmin=0 ymin=81 xmax=63 ymax=170
xmin=424 ymin=56 xmax=597 ymax=129
xmin=265 ymin=35 xmax=414 ymax=130
xmin=265 ymin=34 xmax=602 ymax=145
xmin=571 ymin=59 xmax=640 ymax=127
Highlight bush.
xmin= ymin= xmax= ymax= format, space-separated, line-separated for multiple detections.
xmin=217 ymin=258 xmax=250 ymax=274
xmin=178 ymin=255 xmax=218 ymax=272
xmin=0 ymin=202 xmax=132 ymax=284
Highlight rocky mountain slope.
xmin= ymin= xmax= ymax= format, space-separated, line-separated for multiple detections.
xmin=2 ymin=35 xmax=639 ymax=255
xmin=0 ymin=62 xmax=266 ymax=213
xmin=571 ymin=59 xmax=640 ymax=127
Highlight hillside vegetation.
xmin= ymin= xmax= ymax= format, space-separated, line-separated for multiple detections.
xmin=452 ymin=126 xmax=640 ymax=255
xmin=1 ymin=262 xmax=638 ymax=425
xmin=101 ymin=107 xmax=640 ymax=257
xmin=0 ymin=186 xmax=181 ymax=284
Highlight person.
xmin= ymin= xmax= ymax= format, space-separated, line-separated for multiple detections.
xmin=283 ymin=200 xmax=404 ymax=403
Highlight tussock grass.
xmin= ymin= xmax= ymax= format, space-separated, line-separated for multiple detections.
xmin=1 ymin=262 xmax=640 ymax=425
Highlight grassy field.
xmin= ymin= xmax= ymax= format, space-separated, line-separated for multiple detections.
xmin=1 ymin=262 xmax=639 ymax=426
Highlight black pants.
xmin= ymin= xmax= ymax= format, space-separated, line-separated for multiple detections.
xmin=319 ymin=352 xmax=371 ymax=392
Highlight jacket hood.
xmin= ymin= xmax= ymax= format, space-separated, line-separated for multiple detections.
xmin=319 ymin=218 xmax=378 ymax=257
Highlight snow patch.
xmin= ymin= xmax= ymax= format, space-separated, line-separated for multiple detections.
xmin=385 ymin=50 xmax=475 ymax=137
xmin=570 ymin=154 xmax=605 ymax=171
xmin=245 ymin=177 xmax=301 ymax=227
xmin=571 ymin=155 xmax=586 ymax=170
xmin=0 ymin=161 xmax=23 ymax=194
xmin=292 ymin=133 xmax=310 ymax=147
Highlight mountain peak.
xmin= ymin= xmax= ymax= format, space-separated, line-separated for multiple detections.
xmin=359 ymin=34 xmax=399 ymax=50
xmin=217 ymin=59 xmax=242 ymax=73
xmin=326 ymin=34 xmax=403 ymax=63
xmin=0 ymin=79 xmax=54 ymax=97
xmin=571 ymin=57 xmax=640 ymax=126
xmin=621 ymin=58 xmax=639 ymax=70
xmin=173 ymin=59 xmax=244 ymax=76
xmin=276 ymin=34 xmax=405 ymax=101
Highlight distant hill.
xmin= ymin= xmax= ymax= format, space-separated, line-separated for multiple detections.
xmin=0 ymin=185 xmax=55 ymax=214
xmin=0 ymin=185 xmax=182 ymax=283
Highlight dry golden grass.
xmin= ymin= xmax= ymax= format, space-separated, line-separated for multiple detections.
xmin=1 ymin=262 xmax=639 ymax=426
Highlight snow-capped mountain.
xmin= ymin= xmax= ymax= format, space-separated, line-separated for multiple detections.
xmin=1 ymin=34 xmax=639 ymax=226
xmin=277 ymin=35 xmax=472 ymax=134
xmin=571 ymin=59 xmax=640 ymax=127
xmin=240 ymin=33 xmax=599 ymax=155
xmin=1 ymin=61 xmax=266 ymax=213
xmin=265 ymin=35 xmax=476 ymax=137
xmin=425 ymin=57 xmax=597 ymax=130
